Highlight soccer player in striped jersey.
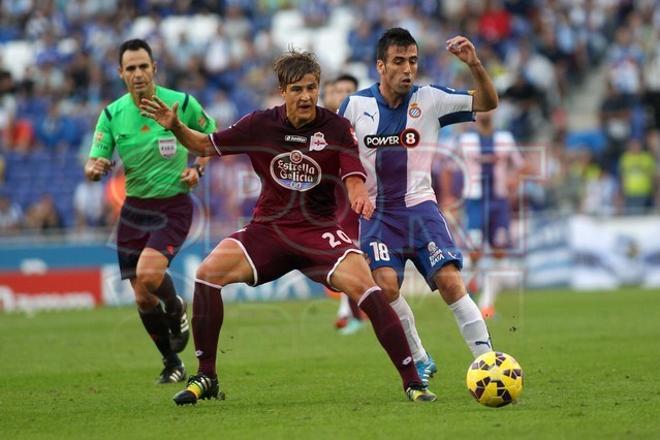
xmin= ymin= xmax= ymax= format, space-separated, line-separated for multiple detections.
xmin=339 ymin=28 xmax=498 ymax=386
xmin=450 ymin=111 xmax=526 ymax=318
xmin=84 ymin=39 xmax=216 ymax=384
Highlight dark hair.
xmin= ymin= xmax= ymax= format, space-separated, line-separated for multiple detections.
xmin=376 ymin=28 xmax=417 ymax=62
xmin=118 ymin=39 xmax=153 ymax=66
xmin=273 ymin=49 xmax=321 ymax=89
xmin=335 ymin=73 xmax=358 ymax=90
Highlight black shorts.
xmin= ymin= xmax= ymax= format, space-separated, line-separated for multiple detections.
xmin=117 ymin=194 xmax=193 ymax=279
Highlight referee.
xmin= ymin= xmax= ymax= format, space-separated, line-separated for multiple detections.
xmin=84 ymin=39 xmax=216 ymax=384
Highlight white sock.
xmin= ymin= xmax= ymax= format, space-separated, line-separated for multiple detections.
xmin=449 ymin=294 xmax=492 ymax=357
xmin=479 ymin=269 xmax=499 ymax=309
xmin=337 ymin=294 xmax=351 ymax=318
xmin=390 ymin=295 xmax=428 ymax=363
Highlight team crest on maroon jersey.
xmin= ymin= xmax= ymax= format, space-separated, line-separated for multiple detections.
xmin=309 ymin=131 xmax=327 ymax=151
xmin=270 ymin=149 xmax=322 ymax=192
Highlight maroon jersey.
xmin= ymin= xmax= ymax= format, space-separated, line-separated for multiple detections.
xmin=209 ymin=105 xmax=365 ymax=226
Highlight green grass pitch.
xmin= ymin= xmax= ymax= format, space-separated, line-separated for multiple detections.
xmin=1 ymin=288 xmax=659 ymax=439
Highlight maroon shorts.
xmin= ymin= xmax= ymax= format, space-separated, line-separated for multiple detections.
xmin=117 ymin=194 xmax=193 ymax=279
xmin=228 ymin=221 xmax=362 ymax=289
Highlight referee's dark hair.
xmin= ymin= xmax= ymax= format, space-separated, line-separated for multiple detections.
xmin=118 ymin=39 xmax=153 ymax=66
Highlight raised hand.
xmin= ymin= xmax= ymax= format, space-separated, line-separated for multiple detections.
xmin=140 ymin=96 xmax=180 ymax=130
xmin=446 ymin=36 xmax=480 ymax=66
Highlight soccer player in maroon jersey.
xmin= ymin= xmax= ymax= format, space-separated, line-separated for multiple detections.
xmin=140 ymin=50 xmax=436 ymax=405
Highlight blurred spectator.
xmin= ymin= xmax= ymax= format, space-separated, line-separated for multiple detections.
xmin=478 ymin=0 xmax=511 ymax=48
xmin=73 ymin=179 xmax=106 ymax=229
xmin=0 ymin=69 xmax=17 ymax=151
xmin=618 ymin=138 xmax=656 ymax=214
xmin=0 ymin=193 xmax=23 ymax=234
xmin=606 ymin=25 xmax=644 ymax=99
xmin=24 ymin=194 xmax=62 ymax=233
xmin=206 ymin=89 xmax=238 ymax=128
xmin=35 ymin=102 xmax=69 ymax=150
xmin=600 ymin=80 xmax=634 ymax=172
xmin=501 ymin=70 xmax=545 ymax=143
xmin=642 ymin=47 xmax=660 ymax=133
xmin=347 ymin=20 xmax=378 ymax=64
xmin=581 ymin=163 xmax=620 ymax=217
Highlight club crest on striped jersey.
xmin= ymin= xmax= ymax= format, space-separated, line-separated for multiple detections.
xmin=270 ymin=149 xmax=322 ymax=192
xmin=408 ymin=103 xmax=422 ymax=118
xmin=309 ymin=131 xmax=327 ymax=151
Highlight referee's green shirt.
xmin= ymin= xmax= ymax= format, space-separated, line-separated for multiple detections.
xmin=89 ymin=85 xmax=216 ymax=199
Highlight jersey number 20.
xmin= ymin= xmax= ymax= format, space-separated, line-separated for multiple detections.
xmin=322 ymin=230 xmax=352 ymax=248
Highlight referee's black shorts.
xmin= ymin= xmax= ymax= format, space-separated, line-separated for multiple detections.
xmin=116 ymin=193 xmax=193 ymax=279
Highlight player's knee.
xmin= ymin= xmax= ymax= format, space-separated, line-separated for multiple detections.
xmin=379 ymin=283 xmax=400 ymax=302
xmin=195 ymin=260 xmax=227 ymax=286
xmin=434 ymin=266 xmax=466 ymax=303
xmin=135 ymin=270 xmax=164 ymax=293
xmin=195 ymin=262 xmax=216 ymax=284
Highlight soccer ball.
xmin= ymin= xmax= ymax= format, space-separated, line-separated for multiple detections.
xmin=466 ymin=351 xmax=524 ymax=407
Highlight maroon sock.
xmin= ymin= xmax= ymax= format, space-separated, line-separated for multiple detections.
xmin=359 ymin=288 xmax=423 ymax=390
xmin=192 ymin=281 xmax=224 ymax=378
xmin=348 ymin=297 xmax=362 ymax=320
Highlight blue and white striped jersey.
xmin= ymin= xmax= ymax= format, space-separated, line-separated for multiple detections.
xmin=339 ymin=83 xmax=474 ymax=209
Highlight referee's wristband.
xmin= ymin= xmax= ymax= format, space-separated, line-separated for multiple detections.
xmin=193 ymin=163 xmax=205 ymax=178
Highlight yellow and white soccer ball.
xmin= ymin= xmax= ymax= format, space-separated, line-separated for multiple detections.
xmin=466 ymin=351 xmax=524 ymax=407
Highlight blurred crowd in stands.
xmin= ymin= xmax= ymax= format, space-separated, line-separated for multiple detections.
xmin=0 ymin=0 xmax=659 ymax=236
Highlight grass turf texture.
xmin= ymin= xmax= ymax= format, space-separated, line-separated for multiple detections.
xmin=1 ymin=288 xmax=659 ymax=439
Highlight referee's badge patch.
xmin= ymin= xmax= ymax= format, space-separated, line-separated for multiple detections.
xmin=408 ymin=103 xmax=422 ymax=118
xmin=158 ymin=137 xmax=177 ymax=159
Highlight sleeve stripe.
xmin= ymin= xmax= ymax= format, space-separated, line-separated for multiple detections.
xmin=103 ymin=107 xmax=112 ymax=121
xmin=438 ymin=111 xmax=475 ymax=127
xmin=341 ymin=171 xmax=367 ymax=181
xmin=208 ymin=134 xmax=222 ymax=157
xmin=182 ymin=94 xmax=190 ymax=112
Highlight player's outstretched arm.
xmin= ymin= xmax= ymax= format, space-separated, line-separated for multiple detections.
xmin=345 ymin=176 xmax=374 ymax=220
xmin=140 ymin=96 xmax=215 ymax=157
xmin=446 ymin=36 xmax=498 ymax=112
